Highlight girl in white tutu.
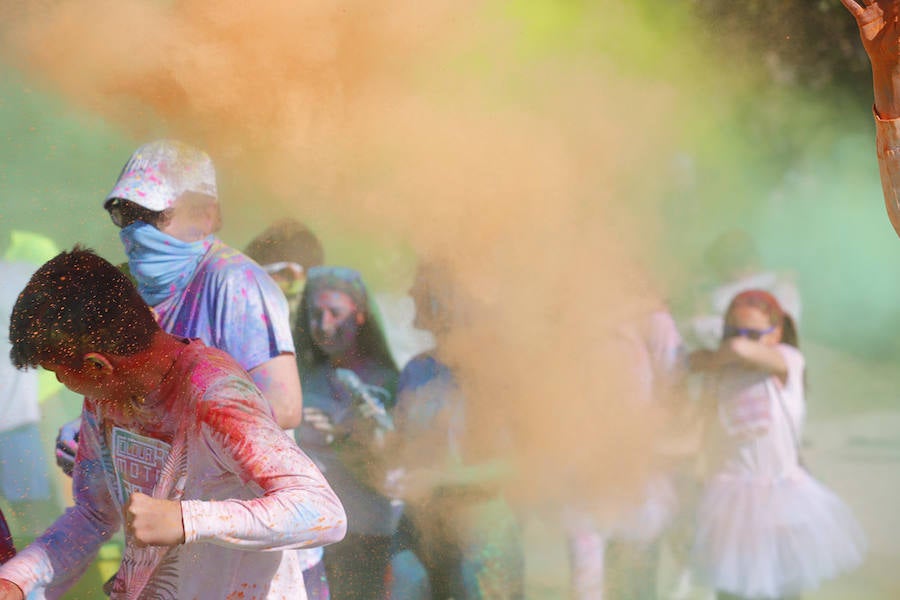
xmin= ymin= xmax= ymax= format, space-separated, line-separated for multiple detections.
xmin=688 ymin=290 xmax=865 ymax=600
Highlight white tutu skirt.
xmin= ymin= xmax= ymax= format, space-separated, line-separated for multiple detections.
xmin=691 ymin=469 xmax=866 ymax=598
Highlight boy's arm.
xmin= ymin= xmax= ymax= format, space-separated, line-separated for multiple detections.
xmin=842 ymin=0 xmax=900 ymax=236
xmin=0 ymin=407 xmax=120 ymax=596
xmin=181 ymin=378 xmax=346 ymax=551
xmin=874 ymin=112 xmax=900 ymax=237
xmin=0 ymin=580 xmax=23 ymax=600
xmin=841 ymin=0 xmax=900 ymax=118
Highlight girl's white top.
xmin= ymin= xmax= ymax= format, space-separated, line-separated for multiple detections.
xmin=707 ymin=343 xmax=805 ymax=481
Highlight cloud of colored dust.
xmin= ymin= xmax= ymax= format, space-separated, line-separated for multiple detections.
xmin=5 ymin=0 xmax=895 ymax=532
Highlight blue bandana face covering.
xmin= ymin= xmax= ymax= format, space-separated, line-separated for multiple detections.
xmin=120 ymin=222 xmax=212 ymax=306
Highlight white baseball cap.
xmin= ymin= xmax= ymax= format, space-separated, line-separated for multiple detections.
xmin=104 ymin=140 xmax=218 ymax=212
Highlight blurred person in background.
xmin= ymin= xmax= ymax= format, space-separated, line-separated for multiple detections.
xmin=686 ymin=230 xmax=800 ymax=352
xmin=566 ymin=304 xmax=688 ymax=600
xmin=605 ymin=308 xmax=688 ymax=600
xmin=688 ymin=290 xmax=864 ymax=600
xmin=244 ymin=219 xmax=330 ymax=598
xmin=244 ymin=218 xmax=326 ymax=321
xmin=385 ymin=261 xmax=524 ymax=599
xmin=294 ymin=266 xmax=400 ymax=600
xmin=244 ymin=218 xmax=432 ymax=370
xmin=245 ymin=220 xmax=441 ymax=598
xmin=0 ymin=232 xmax=61 ymax=544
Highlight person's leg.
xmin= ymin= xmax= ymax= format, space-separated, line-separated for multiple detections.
xmin=604 ymin=539 xmax=661 ymax=600
xmin=456 ymin=501 xmax=525 ymax=600
xmin=388 ymin=511 xmax=432 ymax=600
xmin=662 ymin=472 xmax=703 ymax=600
xmin=324 ymin=533 xmax=392 ymax=600
xmin=567 ymin=524 xmax=606 ymax=600
xmin=389 ymin=550 xmax=431 ymax=600
xmin=415 ymin=514 xmax=460 ymax=600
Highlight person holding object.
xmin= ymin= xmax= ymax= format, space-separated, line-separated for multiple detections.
xmin=293 ymin=266 xmax=400 ymax=600
xmin=0 ymin=248 xmax=345 ymax=600
xmin=385 ymin=261 xmax=524 ymax=599
xmin=243 ymin=220 xmax=333 ymax=598
xmin=842 ymin=0 xmax=900 ymax=236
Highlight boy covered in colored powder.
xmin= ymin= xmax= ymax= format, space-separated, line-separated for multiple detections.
xmin=0 ymin=248 xmax=346 ymax=599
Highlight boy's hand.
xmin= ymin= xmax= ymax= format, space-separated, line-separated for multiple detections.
xmin=842 ymin=0 xmax=896 ymax=63
xmin=0 ymin=579 xmax=24 ymax=600
xmin=124 ymin=493 xmax=185 ymax=547
xmin=842 ymin=0 xmax=900 ymax=117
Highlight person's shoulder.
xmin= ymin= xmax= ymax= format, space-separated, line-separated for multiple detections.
xmin=181 ymin=341 xmax=269 ymax=411
xmin=776 ymin=343 xmax=805 ymax=371
xmin=203 ymin=240 xmax=261 ymax=274
xmin=198 ymin=240 xmax=275 ymax=289
xmin=403 ymin=353 xmax=439 ymax=373
xmin=179 ymin=340 xmax=249 ymax=386
xmin=400 ymin=353 xmax=452 ymax=388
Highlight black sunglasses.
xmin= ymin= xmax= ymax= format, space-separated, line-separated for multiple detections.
xmin=105 ymin=198 xmax=163 ymax=229
xmin=722 ymin=324 xmax=776 ymax=341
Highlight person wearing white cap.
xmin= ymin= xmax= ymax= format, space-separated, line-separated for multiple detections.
xmin=54 ymin=139 xmax=314 ymax=594
xmin=62 ymin=138 xmax=302 ymax=432
xmin=55 ymin=139 xmax=303 ymax=456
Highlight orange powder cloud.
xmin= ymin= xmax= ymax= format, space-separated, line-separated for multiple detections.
xmin=3 ymin=0 xmax=684 ymax=515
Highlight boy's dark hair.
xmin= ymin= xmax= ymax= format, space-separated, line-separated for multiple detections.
xmin=9 ymin=246 xmax=160 ymax=369
xmin=244 ymin=219 xmax=325 ymax=269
